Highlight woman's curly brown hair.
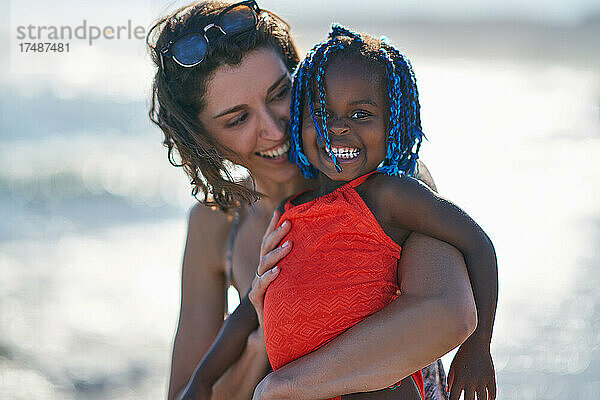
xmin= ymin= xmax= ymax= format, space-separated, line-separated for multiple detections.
xmin=147 ymin=1 xmax=299 ymax=212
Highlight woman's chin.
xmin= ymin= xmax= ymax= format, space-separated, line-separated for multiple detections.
xmin=256 ymin=156 xmax=301 ymax=182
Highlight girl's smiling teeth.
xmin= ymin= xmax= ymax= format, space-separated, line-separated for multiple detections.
xmin=324 ymin=146 xmax=361 ymax=160
xmin=256 ymin=140 xmax=290 ymax=159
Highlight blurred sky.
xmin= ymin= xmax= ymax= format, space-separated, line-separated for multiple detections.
xmin=257 ymin=0 xmax=600 ymax=24
xmin=1 ymin=0 xmax=599 ymax=101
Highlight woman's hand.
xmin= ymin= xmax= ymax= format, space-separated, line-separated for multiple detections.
xmin=248 ymin=209 xmax=292 ymax=326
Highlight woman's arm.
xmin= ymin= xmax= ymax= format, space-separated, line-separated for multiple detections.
xmin=178 ymin=208 xmax=292 ymax=399
xmin=252 ymin=233 xmax=477 ymax=399
xmin=178 ymin=295 xmax=264 ymax=400
xmin=168 ymin=205 xmax=229 ymax=399
xmin=168 ymin=204 xmax=270 ymax=400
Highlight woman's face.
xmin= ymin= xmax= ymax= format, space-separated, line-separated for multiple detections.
xmin=198 ymin=48 xmax=299 ymax=184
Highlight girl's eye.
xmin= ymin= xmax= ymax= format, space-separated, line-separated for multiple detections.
xmin=313 ymin=109 xmax=330 ymax=119
xmin=351 ymin=111 xmax=371 ymax=120
xmin=227 ymin=112 xmax=248 ymax=128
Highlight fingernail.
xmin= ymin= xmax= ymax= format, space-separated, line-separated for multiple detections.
xmin=282 ymin=240 xmax=291 ymax=247
xmin=281 ymin=221 xmax=289 ymax=228
xmin=272 ymin=266 xmax=279 ymax=273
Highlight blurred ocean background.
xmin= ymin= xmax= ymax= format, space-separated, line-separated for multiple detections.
xmin=1 ymin=0 xmax=599 ymax=398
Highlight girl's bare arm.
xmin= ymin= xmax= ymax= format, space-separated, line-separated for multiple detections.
xmin=379 ymin=174 xmax=498 ymax=400
xmin=381 ymin=175 xmax=497 ymax=352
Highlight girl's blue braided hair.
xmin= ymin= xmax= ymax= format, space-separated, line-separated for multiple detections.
xmin=288 ymin=24 xmax=424 ymax=179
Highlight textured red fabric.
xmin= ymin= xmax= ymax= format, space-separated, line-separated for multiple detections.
xmin=263 ymin=171 xmax=425 ymax=400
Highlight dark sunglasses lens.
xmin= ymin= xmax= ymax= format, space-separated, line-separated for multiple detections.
xmin=219 ymin=5 xmax=257 ymax=33
xmin=172 ymin=33 xmax=208 ymax=66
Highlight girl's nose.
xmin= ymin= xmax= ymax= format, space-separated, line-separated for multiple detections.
xmin=328 ymin=117 xmax=349 ymax=135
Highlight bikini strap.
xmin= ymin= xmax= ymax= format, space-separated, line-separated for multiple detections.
xmin=348 ymin=170 xmax=379 ymax=188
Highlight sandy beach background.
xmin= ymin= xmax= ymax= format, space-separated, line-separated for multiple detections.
xmin=1 ymin=0 xmax=599 ymax=398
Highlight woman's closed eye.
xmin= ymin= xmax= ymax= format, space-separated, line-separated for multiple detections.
xmin=226 ymin=112 xmax=249 ymax=128
xmin=271 ymin=84 xmax=290 ymax=102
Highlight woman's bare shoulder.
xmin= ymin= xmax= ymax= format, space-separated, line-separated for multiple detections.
xmin=185 ymin=202 xmax=234 ymax=274
xmin=189 ymin=202 xmax=232 ymax=226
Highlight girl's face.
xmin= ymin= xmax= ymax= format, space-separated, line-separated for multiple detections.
xmin=198 ymin=48 xmax=299 ymax=185
xmin=301 ymin=60 xmax=387 ymax=182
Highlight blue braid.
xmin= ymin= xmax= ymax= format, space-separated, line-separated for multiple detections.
xmin=288 ymin=58 xmax=315 ymax=177
xmin=301 ymin=42 xmax=333 ymax=175
xmin=289 ymin=35 xmax=346 ymax=177
xmin=377 ymin=41 xmax=424 ymax=177
xmin=314 ymin=40 xmax=347 ymax=172
xmin=289 ymin=41 xmax=326 ymax=178
xmin=377 ymin=47 xmax=402 ymax=176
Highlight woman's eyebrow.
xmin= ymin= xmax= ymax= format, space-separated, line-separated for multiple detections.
xmin=213 ymin=104 xmax=246 ymax=119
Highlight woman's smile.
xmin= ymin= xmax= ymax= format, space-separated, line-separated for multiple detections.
xmin=256 ymin=140 xmax=291 ymax=162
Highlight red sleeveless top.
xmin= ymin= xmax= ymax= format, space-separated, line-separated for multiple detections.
xmin=263 ymin=171 xmax=425 ymax=399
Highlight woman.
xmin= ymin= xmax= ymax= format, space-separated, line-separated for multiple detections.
xmin=147 ymin=1 xmax=484 ymax=399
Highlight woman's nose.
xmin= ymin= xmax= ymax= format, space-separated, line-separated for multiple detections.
xmin=258 ymin=108 xmax=286 ymax=140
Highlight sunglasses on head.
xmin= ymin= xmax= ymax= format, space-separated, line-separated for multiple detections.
xmin=160 ymin=0 xmax=261 ymax=68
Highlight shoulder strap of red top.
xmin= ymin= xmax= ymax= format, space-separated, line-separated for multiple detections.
xmin=348 ymin=170 xmax=379 ymax=188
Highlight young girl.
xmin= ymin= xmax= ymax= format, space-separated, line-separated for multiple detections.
xmin=183 ymin=25 xmax=497 ymax=400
